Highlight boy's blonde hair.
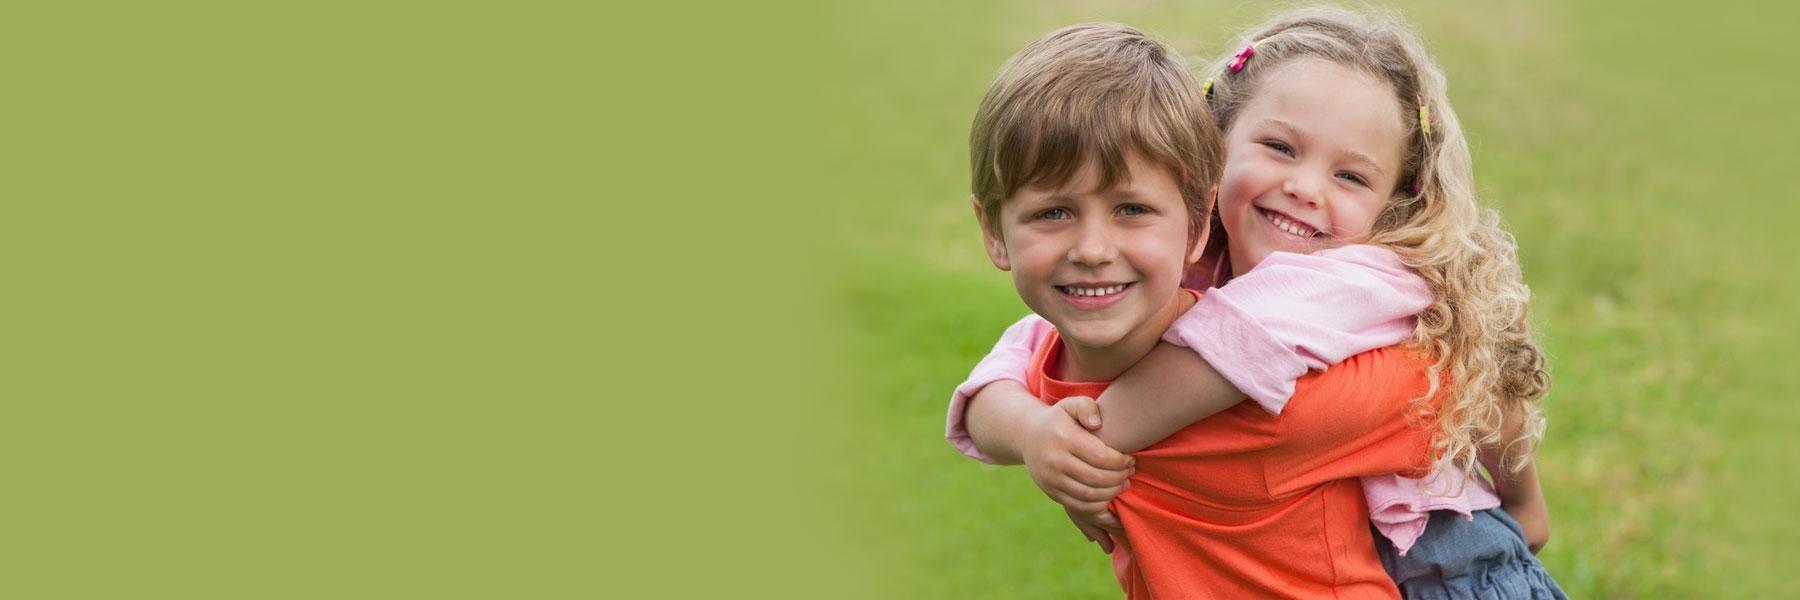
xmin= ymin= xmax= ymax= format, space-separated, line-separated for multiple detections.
xmin=971 ymin=23 xmax=1223 ymax=239
xmin=1202 ymin=7 xmax=1549 ymax=476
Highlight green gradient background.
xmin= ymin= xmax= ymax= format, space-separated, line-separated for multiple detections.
xmin=4 ymin=1 xmax=1796 ymax=598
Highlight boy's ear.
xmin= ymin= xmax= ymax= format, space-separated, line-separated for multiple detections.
xmin=972 ymin=196 xmax=1011 ymax=271
xmin=1187 ymin=185 xmax=1217 ymax=264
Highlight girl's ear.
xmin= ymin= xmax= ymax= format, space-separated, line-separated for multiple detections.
xmin=1187 ymin=186 xmax=1218 ymax=264
xmin=972 ymin=196 xmax=1011 ymax=271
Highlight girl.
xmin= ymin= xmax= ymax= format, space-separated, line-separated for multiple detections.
xmin=950 ymin=7 xmax=1563 ymax=598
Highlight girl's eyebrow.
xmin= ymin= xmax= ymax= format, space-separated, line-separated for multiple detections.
xmin=1342 ymin=152 xmax=1387 ymax=177
xmin=1259 ymin=118 xmax=1305 ymax=141
xmin=1259 ymin=118 xmax=1387 ymax=177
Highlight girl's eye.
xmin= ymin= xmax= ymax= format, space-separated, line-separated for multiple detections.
xmin=1336 ymin=172 xmax=1370 ymax=187
xmin=1260 ymin=140 xmax=1295 ymax=156
xmin=1117 ymin=204 xmax=1150 ymax=217
xmin=1038 ymin=207 xmax=1072 ymax=221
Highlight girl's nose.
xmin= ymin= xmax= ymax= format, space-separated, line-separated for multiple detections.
xmin=1282 ymin=175 xmax=1324 ymax=208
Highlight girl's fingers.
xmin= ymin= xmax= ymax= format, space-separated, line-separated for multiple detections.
xmin=1065 ymin=508 xmax=1117 ymax=554
xmin=1066 ymin=499 xmax=1111 ymax=515
xmin=1056 ymin=396 xmax=1104 ymax=430
xmin=1045 ymin=487 xmax=1110 ymax=513
xmin=1056 ymin=483 xmax=1122 ymax=505
xmin=1068 ymin=433 xmax=1134 ymax=472
xmin=1089 ymin=510 xmax=1124 ymax=533
xmin=1068 ymin=516 xmax=1114 ymax=553
xmin=1058 ymin=456 xmax=1132 ymax=491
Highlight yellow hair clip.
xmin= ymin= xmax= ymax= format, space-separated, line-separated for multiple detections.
xmin=1202 ymin=78 xmax=1214 ymax=98
xmin=1417 ymin=98 xmax=1432 ymax=136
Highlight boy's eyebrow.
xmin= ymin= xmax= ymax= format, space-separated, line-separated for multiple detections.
xmin=1258 ymin=118 xmax=1388 ymax=177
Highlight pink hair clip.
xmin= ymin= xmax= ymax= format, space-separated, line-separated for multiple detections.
xmin=1228 ymin=43 xmax=1257 ymax=73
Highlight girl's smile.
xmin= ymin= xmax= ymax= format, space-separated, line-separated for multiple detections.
xmin=1256 ymin=206 xmax=1325 ymax=240
xmin=1217 ymin=58 xmax=1406 ymax=277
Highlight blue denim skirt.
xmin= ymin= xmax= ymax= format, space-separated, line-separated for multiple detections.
xmin=1374 ymin=508 xmax=1567 ymax=600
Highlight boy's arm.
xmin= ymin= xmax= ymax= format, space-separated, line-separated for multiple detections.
xmin=1094 ymin=246 xmax=1433 ymax=452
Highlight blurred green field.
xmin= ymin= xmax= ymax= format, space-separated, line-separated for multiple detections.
xmin=827 ymin=1 xmax=1800 ymax=597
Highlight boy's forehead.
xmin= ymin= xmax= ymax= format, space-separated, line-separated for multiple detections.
xmin=1017 ymin=152 xmax=1175 ymax=198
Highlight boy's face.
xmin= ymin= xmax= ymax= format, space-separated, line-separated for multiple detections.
xmin=977 ymin=153 xmax=1205 ymax=352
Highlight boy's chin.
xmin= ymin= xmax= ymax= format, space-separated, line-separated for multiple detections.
xmin=1054 ymin=321 xmax=1133 ymax=350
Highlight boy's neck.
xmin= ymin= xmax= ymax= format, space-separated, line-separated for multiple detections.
xmin=1054 ymin=290 xmax=1196 ymax=382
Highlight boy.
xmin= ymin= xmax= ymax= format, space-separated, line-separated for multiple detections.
xmin=961 ymin=17 xmax=1221 ymax=554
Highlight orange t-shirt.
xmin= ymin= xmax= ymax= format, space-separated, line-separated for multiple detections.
xmin=1026 ymin=324 xmax=1435 ymax=599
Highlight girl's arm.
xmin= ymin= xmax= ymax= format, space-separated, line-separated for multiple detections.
xmin=946 ymin=315 xmax=1048 ymax=463
xmin=1091 ymin=246 xmax=1433 ymax=452
xmin=1481 ymin=443 xmax=1551 ymax=553
xmin=1499 ymin=462 xmax=1550 ymax=553
xmin=1086 ymin=343 xmax=1240 ymax=452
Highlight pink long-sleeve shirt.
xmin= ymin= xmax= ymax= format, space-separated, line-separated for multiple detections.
xmin=945 ymin=245 xmax=1499 ymax=555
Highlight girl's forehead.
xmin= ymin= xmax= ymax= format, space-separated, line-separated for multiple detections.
xmin=1234 ymin=59 xmax=1408 ymax=165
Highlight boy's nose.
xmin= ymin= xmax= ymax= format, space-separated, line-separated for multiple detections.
xmin=1067 ymin=222 xmax=1118 ymax=267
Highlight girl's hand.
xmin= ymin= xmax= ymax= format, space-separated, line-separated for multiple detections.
xmin=1021 ymin=396 xmax=1135 ymax=518
xmin=1508 ymin=497 xmax=1551 ymax=553
xmin=1065 ymin=505 xmax=1125 ymax=554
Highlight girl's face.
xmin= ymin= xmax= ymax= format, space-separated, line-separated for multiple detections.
xmin=1217 ymin=58 xmax=1409 ymax=277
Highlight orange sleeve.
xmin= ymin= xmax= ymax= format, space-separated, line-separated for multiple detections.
xmin=1260 ymin=347 xmax=1437 ymax=497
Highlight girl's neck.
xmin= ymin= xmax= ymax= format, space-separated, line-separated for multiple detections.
xmin=1056 ymin=290 xmax=1196 ymax=382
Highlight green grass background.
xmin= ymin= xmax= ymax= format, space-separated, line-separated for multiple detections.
xmin=827 ymin=1 xmax=1800 ymax=598
xmin=4 ymin=0 xmax=1796 ymax=598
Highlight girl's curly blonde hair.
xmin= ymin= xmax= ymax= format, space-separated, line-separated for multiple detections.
xmin=1202 ymin=6 xmax=1549 ymax=477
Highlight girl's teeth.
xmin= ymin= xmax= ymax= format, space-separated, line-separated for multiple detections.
xmin=1268 ymin=212 xmax=1319 ymax=237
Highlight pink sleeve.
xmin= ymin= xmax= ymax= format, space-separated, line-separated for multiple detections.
xmin=946 ymin=314 xmax=1051 ymax=463
xmin=1162 ymin=245 xmax=1431 ymax=414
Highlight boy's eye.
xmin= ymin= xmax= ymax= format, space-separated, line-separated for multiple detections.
xmin=1038 ymin=207 xmax=1072 ymax=221
xmin=1117 ymin=204 xmax=1150 ymax=217
xmin=1260 ymin=140 xmax=1295 ymax=156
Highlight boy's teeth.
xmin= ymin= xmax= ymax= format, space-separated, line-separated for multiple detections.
xmin=1067 ymin=284 xmax=1125 ymax=297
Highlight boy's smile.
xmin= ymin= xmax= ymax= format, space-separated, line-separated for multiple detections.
xmin=977 ymin=152 xmax=1204 ymax=381
xmin=1055 ymin=281 xmax=1133 ymax=309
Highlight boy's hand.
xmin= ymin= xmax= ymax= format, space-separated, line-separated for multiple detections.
xmin=1065 ymin=505 xmax=1125 ymax=554
xmin=1022 ymin=396 xmax=1134 ymax=518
